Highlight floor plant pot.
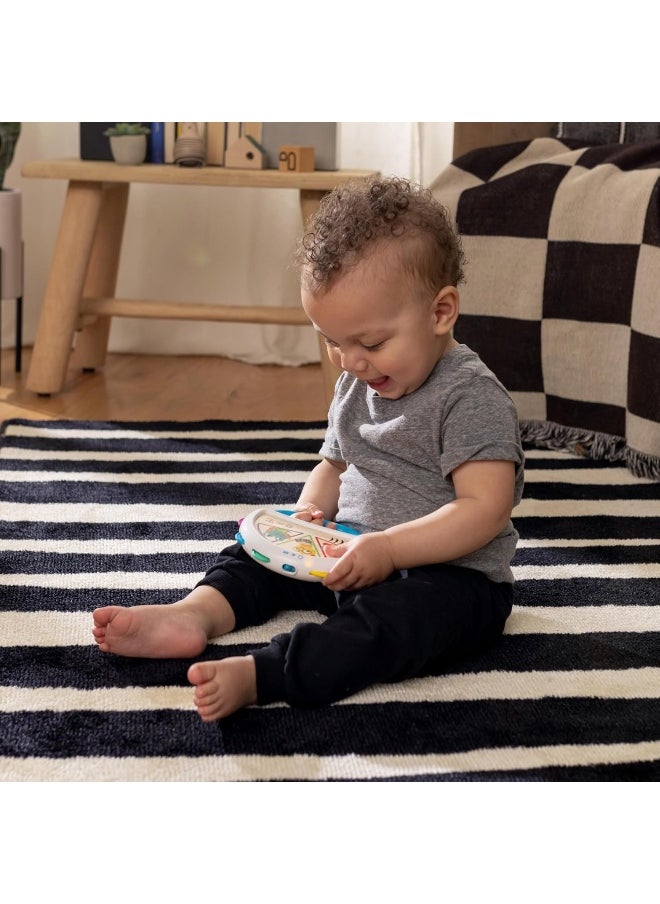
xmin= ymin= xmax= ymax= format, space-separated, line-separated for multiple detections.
xmin=109 ymin=134 xmax=147 ymax=165
xmin=0 ymin=186 xmax=23 ymax=371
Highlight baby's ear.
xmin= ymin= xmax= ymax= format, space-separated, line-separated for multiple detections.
xmin=433 ymin=286 xmax=460 ymax=334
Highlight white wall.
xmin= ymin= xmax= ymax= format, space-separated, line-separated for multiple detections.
xmin=3 ymin=122 xmax=454 ymax=362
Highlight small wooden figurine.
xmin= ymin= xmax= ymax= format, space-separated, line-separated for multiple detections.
xmin=225 ymin=135 xmax=266 ymax=169
xmin=278 ymin=145 xmax=315 ymax=173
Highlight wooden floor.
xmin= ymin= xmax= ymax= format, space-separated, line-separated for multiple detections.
xmin=0 ymin=348 xmax=329 ymax=424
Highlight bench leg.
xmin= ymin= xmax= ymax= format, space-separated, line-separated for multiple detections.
xmin=26 ymin=180 xmax=105 ymax=394
xmin=71 ymin=183 xmax=129 ymax=371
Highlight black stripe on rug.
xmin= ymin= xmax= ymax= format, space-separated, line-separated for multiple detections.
xmin=4 ymin=631 xmax=660 ymax=690
xmin=3 ymin=697 xmax=660 ymax=760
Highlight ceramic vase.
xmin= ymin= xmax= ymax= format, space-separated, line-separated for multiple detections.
xmin=109 ymin=134 xmax=147 ymax=165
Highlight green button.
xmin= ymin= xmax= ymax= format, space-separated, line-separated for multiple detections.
xmin=252 ymin=549 xmax=271 ymax=563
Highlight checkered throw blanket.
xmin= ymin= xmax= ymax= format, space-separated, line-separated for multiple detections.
xmin=431 ymin=137 xmax=660 ymax=480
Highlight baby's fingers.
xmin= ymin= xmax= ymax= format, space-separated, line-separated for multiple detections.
xmin=324 ymin=554 xmax=354 ymax=588
xmin=292 ymin=504 xmax=324 ymax=522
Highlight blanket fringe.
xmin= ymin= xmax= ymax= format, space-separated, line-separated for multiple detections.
xmin=520 ymin=420 xmax=660 ymax=481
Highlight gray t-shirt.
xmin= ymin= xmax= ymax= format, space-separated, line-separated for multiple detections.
xmin=319 ymin=344 xmax=524 ymax=583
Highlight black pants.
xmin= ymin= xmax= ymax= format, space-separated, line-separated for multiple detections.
xmin=197 ymin=543 xmax=513 ymax=707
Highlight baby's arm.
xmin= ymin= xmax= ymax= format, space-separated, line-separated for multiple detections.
xmin=293 ymin=458 xmax=345 ymax=523
xmin=323 ymin=459 xmax=516 ymax=591
xmin=384 ymin=459 xmax=516 ymax=567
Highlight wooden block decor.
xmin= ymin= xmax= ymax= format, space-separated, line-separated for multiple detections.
xmin=278 ymin=145 xmax=315 ymax=173
xmin=224 ymin=135 xmax=266 ymax=169
xmin=205 ymin=122 xmax=226 ymax=166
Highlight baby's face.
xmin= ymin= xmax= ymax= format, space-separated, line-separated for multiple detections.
xmin=302 ymin=253 xmax=453 ymax=399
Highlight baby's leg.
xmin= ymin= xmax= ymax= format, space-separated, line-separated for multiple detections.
xmin=250 ymin=565 xmax=513 ymax=707
xmin=188 ymin=656 xmax=257 ymax=721
xmin=92 ymin=584 xmax=236 ymax=658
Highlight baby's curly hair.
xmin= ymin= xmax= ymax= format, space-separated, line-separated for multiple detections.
xmin=297 ymin=176 xmax=466 ymax=296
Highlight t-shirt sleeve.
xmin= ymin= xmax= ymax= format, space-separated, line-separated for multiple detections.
xmin=439 ymin=376 xmax=523 ymax=479
xmin=318 ymin=393 xmax=344 ymax=463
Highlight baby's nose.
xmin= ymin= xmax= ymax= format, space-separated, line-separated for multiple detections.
xmin=342 ymin=351 xmax=368 ymax=373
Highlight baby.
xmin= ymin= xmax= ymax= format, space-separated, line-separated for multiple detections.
xmin=93 ymin=176 xmax=524 ymax=720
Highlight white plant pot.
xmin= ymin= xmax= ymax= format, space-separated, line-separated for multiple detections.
xmin=109 ymin=134 xmax=147 ymax=165
xmin=0 ymin=188 xmax=22 ymax=300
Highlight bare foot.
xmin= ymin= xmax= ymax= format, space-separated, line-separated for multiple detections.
xmin=92 ymin=586 xmax=236 ymax=659
xmin=188 ymin=656 xmax=257 ymax=721
xmin=92 ymin=604 xmax=208 ymax=658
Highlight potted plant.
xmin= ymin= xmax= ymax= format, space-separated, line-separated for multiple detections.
xmin=103 ymin=123 xmax=150 ymax=165
xmin=0 ymin=123 xmax=23 ymax=330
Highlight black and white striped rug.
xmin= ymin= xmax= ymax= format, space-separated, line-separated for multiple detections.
xmin=1 ymin=418 xmax=659 ymax=781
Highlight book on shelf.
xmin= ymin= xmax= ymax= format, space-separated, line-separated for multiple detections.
xmin=150 ymin=123 xmax=165 ymax=164
xmin=164 ymin=122 xmax=176 ymax=163
xmin=79 ymin=123 xmax=116 ymax=161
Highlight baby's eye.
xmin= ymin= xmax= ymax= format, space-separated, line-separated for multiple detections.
xmin=362 ymin=340 xmax=385 ymax=351
xmin=323 ymin=337 xmax=339 ymax=348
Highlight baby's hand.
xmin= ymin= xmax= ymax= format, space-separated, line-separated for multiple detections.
xmin=291 ymin=502 xmax=334 ymax=527
xmin=323 ymin=532 xmax=395 ymax=592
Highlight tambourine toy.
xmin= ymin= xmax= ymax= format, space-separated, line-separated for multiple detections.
xmin=235 ymin=507 xmax=360 ymax=581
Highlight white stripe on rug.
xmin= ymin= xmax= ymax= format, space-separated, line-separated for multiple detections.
xmin=0 ymin=469 xmax=311 ymax=484
xmin=0 ymin=609 xmax=326 ymax=646
xmin=516 ymin=538 xmax=660 ymax=548
xmin=0 ymin=503 xmax=252 ymax=523
xmin=1 ymin=458 xmax=644 ymax=484
xmin=513 ymin=563 xmax=660 ymax=580
xmin=1 ymin=467 xmax=647 ymax=486
xmin=0 ymin=537 xmax=656 ymax=554
xmin=513 ymin=499 xmax=659 ymax=517
xmin=2 ymin=604 xmax=659 ymax=648
xmin=3 ymin=499 xmax=658 ymax=523
xmin=522 ymin=469 xmax=655 ymax=485
xmin=0 ymin=449 xmax=321 ymax=463
xmin=2 ymin=741 xmax=660 ymax=781
xmin=0 ymin=572 xmax=204 ymax=589
xmin=1 ymin=562 xmax=655 ymax=589
xmin=520 ymin=449 xmax=585 ymax=459
xmin=4 ymin=667 xmax=660 ymax=714
xmin=0 ymin=538 xmax=236 ymax=554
